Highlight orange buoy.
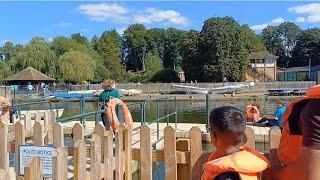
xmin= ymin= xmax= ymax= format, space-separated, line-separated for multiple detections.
xmin=105 ymin=98 xmax=133 ymax=130
xmin=0 ymin=97 xmax=10 ymax=115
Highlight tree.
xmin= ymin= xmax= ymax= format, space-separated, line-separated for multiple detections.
xmin=1 ymin=41 xmax=15 ymax=60
xmin=150 ymin=68 xmax=179 ymax=83
xmin=262 ymin=22 xmax=301 ymax=67
xmin=180 ymin=30 xmax=200 ymax=81
xmin=148 ymin=28 xmax=166 ymax=59
xmin=0 ymin=61 xmax=12 ymax=81
xmin=199 ymin=17 xmax=248 ymax=82
xmin=15 ymin=37 xmax=57 ymax=77
xmin=98 ymin=30 xmax=127 ymax=81
xmin=291 ymin=28 xmax=320 ymax=67
xmin=60 ymin=51 xmax=95 ymax=82
xmin=240 ymin=24 xmax=266 ymax=53
xmin=145 ymin=52 xmax=163 ymax=79
xmin=163 ymin=28 xmax=183 ymax=69
xmin=71 ymin=33 xmax=89 ymax=47
xmin=123 ymin=24 xmax=152 ymax=71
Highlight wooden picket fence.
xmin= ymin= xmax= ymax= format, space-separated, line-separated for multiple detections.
xmin=0 ymin=110 xmax=283 ymax=180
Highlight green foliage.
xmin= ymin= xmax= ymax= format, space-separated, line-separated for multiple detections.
xmin=241 ymin=24 xmax=266 ymax=53
xmin=291 ymin=28 xmax=320 ymax=67
xmin=163 ymin=28 xmax=183 ymax=69
xmin=71 ymin=33 xmax=89 ymax=47
xmin=0 ymin=61 xmax=12 ymax=81
xmin=145 ymin=52 xmax=163 ymax=79
xmin=60 ymin=51 xmax=95 ymax=82
xmin=150 ymin=68 xmax=179 ymax=83
xmin=0 ymin=41 xmax=15 ymax=60
xmin=199 ymin=17 xmax=248 ymax=82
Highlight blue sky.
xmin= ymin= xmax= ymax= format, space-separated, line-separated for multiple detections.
xmin=1 ymin=1 xmax=320 ymax=45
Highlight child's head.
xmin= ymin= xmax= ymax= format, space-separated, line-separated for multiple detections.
xmin=209 ymin=106 xmax=246 ymax=148
xmin=102 ymin=79 xmax=116 ymax=90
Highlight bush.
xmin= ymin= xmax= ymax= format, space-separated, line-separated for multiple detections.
xmin=150 ymin=68 xmax=180 ymax=83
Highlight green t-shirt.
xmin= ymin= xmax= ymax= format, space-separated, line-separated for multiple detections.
xmin=99 ymin=88 xmax=122 ymax=102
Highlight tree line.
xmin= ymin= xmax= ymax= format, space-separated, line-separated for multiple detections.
xmin=1 ymin=16 xmax=320 ymax=83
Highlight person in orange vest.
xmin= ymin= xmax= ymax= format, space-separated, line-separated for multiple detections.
xmin=246 ymin=103 xmax=260 ymax=122
xmin=263 ymin=85 xmax=320 ymax=179
xmin=202 ymin=106 xmax=270 ymax=180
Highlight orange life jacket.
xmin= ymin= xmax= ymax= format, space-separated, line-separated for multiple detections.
xmin=246 ymin=105 xmax=260 ymax=122
xmin=202 ymin=146 xmax=270 ymax=180
xmin=277 ymin=85 xmax=320 ymax=165
xmin=105 ymin=98 xmax=133 ymax=130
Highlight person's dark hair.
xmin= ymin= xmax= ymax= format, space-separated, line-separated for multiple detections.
xmin=214 ymin=172 xmax=241 ymax=180
xmin=251 ymin=102 xmax=260 ymax=109
xmin=209 ymin=106 xmax=246 ymax=145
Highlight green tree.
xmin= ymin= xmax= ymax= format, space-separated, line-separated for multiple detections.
xmin=1 ymin=41 xmax=15 ymax=60
xmin=60 ymin=51 xmax=95 ymax=82
xmin=240 ymin=24 xmax=266 ymax=53
xmin=148 ymin=28 xmax=166 ymax=59
xmin=15 ymin=37 xmax=57 ymax=77
xmin=291 ymin=28 xmax=320 ymax=67
xmin=145 ymin=52 xmax=163 ymax=79
xmin=71 ymin=33 xmax=89 ymax=47
xmin=0 ymin=61 xmax=12 ymax=81
xmin=163 ymin=28 xmax=183 ymax=69
xmin=98 ymin=30 xmax=127 ymax=81
xmin=123 ymin=24 xmax=152 ymax=71
xmin=180 ymin=30 xmax=200 ymax=81
xmin=199 ymin=17 xmax=248 ymax=82
xmin=151 ymin=68 xmax=179 ymax=83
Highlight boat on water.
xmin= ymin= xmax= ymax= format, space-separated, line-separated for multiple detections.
xmin=171 ymin=83 xmax=250 ymax=94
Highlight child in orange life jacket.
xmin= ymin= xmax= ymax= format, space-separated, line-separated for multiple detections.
xmin=202 ymin=106 xmax=270 ymax=180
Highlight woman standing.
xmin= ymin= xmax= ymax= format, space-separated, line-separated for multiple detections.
xmin=99 ymin=80 xmax=122 ymax=130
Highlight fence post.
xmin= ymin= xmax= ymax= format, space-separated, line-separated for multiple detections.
xmin=115 ymin=125 xmax=125 ymax=180
xmin=74 ymin=140 xmax=86 ymax=180
xmin=15 ymin=121 xmax=25 ymax=179
xmin=0 ymin=121 xmax=8 ymax=171
xmin=269 ymin=127 xmax=281 ymax=166
xmin=35 ymin=110 xmax=41 ymax=122
xmin=33 ymin=122 xmax=44 ymax=146
xmin=190 ymin=127 xmax=202 ymax=179
xmin=73 ymin=123 xmax=84 ymax=141
xmin=140 ymin=125 xmax=152 ymax=180
xmin=104 ymin=130 xmax=113 ymax=180
xmin=24 ymin=157 xmax=42 ymax=180
xmin=94 ymin=124 xmax=105 ymax=160
xmin=164 ymin=126 xmax=177 ymax=180
xmin=53 ymin=123 xmax=64 ymax=148
xmin=52 ymin=147 xmax=68 ymax=180
xmin=90 ymin=134 xmax=101 ymax=180
xmin=25 ymin=111 xmax=32 ymax=132
xmin=124 ymin=126 xmax=132 ymax=180
xmin=244 ymin=127 xmax=255 ymax=149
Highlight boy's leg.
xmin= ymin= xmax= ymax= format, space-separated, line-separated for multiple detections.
xmin=101 ymin=106 xmax=110 ymax=130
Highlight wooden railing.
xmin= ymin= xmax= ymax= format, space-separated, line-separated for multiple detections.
xmin=0 ymin=111 xmax=282 ymax=180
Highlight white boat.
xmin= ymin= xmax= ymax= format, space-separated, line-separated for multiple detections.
xmin=119 ymin=89 xmax=143 ymax=96
xmin=210 ymin=84 xmax=249 ymax=94
xmin=18 ymin=109 xmax=64 ymax=119
xmin=171 ymin=84 xmax=209 ymax=94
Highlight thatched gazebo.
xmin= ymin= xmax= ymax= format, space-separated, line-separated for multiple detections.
xmin=3 ymin=67 xmax=55 ymax=85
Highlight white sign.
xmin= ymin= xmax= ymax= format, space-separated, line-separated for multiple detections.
xmin=19 ymin=145 xmax=56 ymax=177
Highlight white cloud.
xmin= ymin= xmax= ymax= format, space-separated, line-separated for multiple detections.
xmin=116 ymin=27 xmax=126 ymax=35
xmin=47 ymin=38 xmax=53 ymax=42
xmin=56 ymin=21 xmax=72 ymax=28
xmin=288 ymin=3 xmax=320 ymax=23
xmin=133 ymin=8 xmax=188 ymax=25
xmin=250 ymin=17 xmax=285 ymax=31
xmin=78 ymin=3 xmax=128 ymax=23
xmin=295 ymin=17 xmax=305 ymax=23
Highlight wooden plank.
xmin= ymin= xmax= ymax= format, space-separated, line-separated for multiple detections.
xmin=24 ymin=156 xmax=42 ymax=180
xmin=53 ymin=123 xmax=64 ymax=148
xmin=73 ymin=123 xmax=84 ymax=141
xmin=115 ymin=125 xmax=125 ymax=180
xmin=269 ymin=127 xmax=281 ymax=166
xmin=74 ymin=140 xmax=86 ymax=180
xmin=14 ymin=121 xmax=25 ymax=179
xmin=94 ymin=124 xmax=105 ymax=160
xmin=124 ymin=126 xmax=132 ymax=180
xmin=176 ymin=139 xmax=190 ymax=180
xmin=104 ymin=131 xmax=113 ymax=180
xmin=0 ymin=169 xmax=10 ymax=180
xmin=35 ymin=111 xmax=41 ymax=122
xmin=190 ymin=127 xmax=202 ymax=180
xmin=164 ymin=126 xmax=177 ymax=180
xmin=90 ymin=134 xmax=101 ymax=180
xmin=0 ymin=121 xmax=8 ymax=171
xmin=140 ymin=125 xmax=152 ymax=180
xmin=25 ymin=111 xmax=32 ymax=131
xmin=244 ymin=127 xmax=255 ymax=149
xmin=52 ymin=147 xmax=68 ymax=180
xmin=33 ymin=122 xmax=44 ymax=146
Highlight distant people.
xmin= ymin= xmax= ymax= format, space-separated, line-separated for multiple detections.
xmin=99 ymin=80 xmax=122 ymax=130
xmin=256 ymin=100 xmax=286 ymax=128
xmin=263 ymin=85 xmax=320 ymax=180
xmin=202 ymin=106 xmax=270 ymax=180
xmin=27 ymin=83 xmax=33 ymax=97
xmin=246 ymin=103 xmax=260 ymax=122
